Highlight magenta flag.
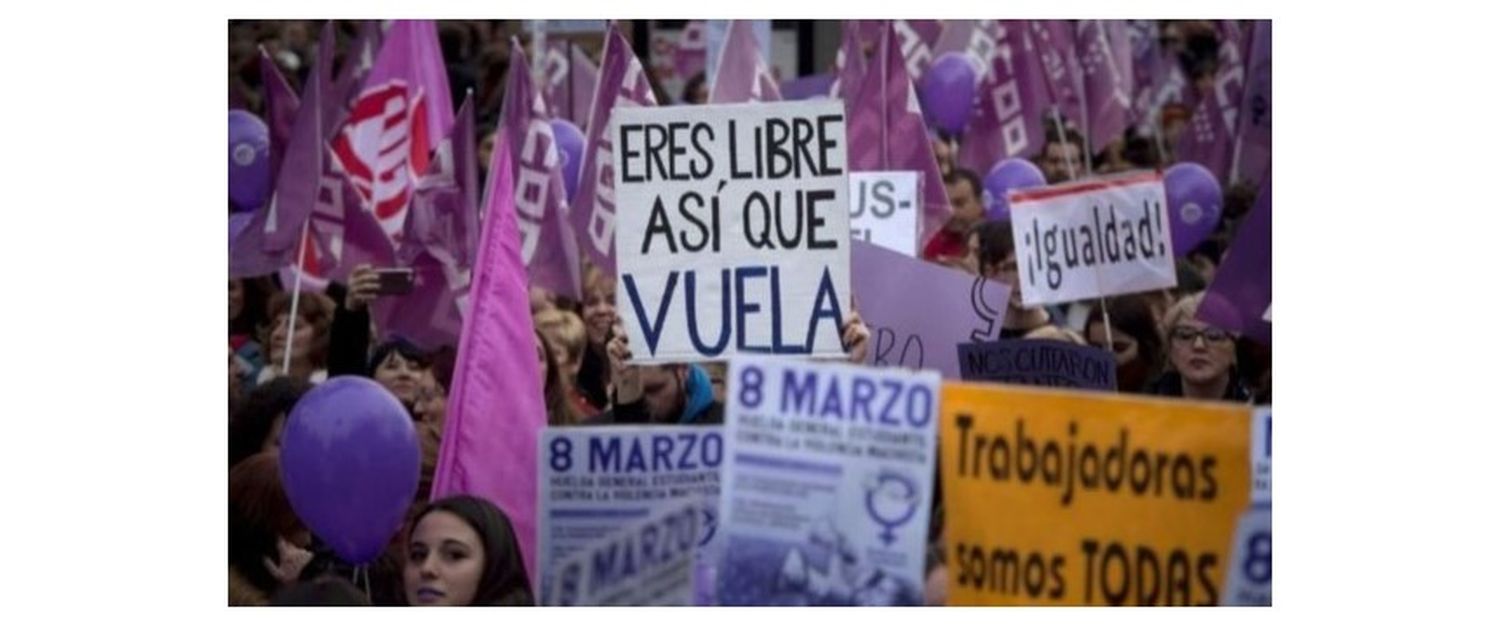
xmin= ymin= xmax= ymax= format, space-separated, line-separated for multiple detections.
xmin=248 ymin=45 xmax=324 ymax=258
xmin=429 ymin=140 xmax=547 ymax=593
xmin=1027 ymin=20 xmax=1086 ymax=135
xmin=497 ymin=38 xmax=581 ymax=300
xmin=1077 ymin=20 xmax=1134 ymax=152
xmin=708 ymin=19 xmax=782 ymax=104
xmin=959 ymin=20 xmax=1050 ymax=172
xmin=309 ymin=161 xmax=395 ymax=284
xmin=846 ymin=21 xmax=953 ymax=247
xmin=544 ymin=40 xmax=599 ymax=128
xmin=1235 ymin=21 xmax=1271 ymax=186
xmin=259 ymin=47 xmax=300 ymax=177
xmin=330 ymin=20 xmax=454 ymax=242
xmin=830 ymin=20 xmax=868 ymax=102
xmin=1175 ymin=25 xmax=1248 ymax=183
xmin=570 ymin=25 xmax=657 ymax=276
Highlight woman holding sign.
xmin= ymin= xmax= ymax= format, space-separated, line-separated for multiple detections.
xmin=1147 ymin=293 xmax=1256 ymax=402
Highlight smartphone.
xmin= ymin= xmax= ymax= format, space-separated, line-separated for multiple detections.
xmin=373 ymin=268 xmax=416 ymax=296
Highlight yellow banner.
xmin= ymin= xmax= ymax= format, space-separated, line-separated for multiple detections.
xmin=940 ymin=383 xmax=1252 ymax=606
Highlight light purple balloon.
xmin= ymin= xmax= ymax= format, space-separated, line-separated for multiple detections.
xmin=550 ymin=119 xmax=585 ymax=202
xmin=1164 ymin=162 xmax=1224 ymax=256
xmin=280 ymin=376 xmax=420 ymax=565
xmin=229 ymin=109 xmax=272 ymax=212
xmin=982 ymin=158 xmax=1047 ymax=222
xmin=918 ymin=52 xmax=978 ymax=135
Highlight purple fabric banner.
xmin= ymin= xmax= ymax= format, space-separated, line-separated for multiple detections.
xmin=1199 ymin=174 xmax=1271 ymax=345
xmin=958 ymin=20 xmax=1050 ymax=172
xmin=1027 ymin=20 xmax=1086 ymax=135
xmin=708 ymin=19 xmax=781 ymax=104
xmin=497 ymin=39 xmax=581 ymax=300
xmin=851 ymin=240 xmax=1011 ymax=379
xmin=1128 ymin=19 xmax=1188 ymax=136
xmin=1174 ymin=76 xmax=1234 ymax=182
xmin=242 ymin=45 xmax=324 ymax=260
xmin=544 ymin=40 xmax=599 ymax=129
xmin=673 ymin=20 xmax=708 ymax=84
xmin=846 ymin=21 xmax=953 ymax=248
xmin=780 ymin=73 xmax=835 ymax=101
xmin=830 ymin=21 xmax=868 ymax=102
xmin=570 ymin=25 xmax=658 ymax=276
xmin=1235 ymin=21 xmax=1271 ymax=186
xmin=1077 ymin=20 xmax=1134 ymax=152
xmin=430 ymin=140 xmax=547 ymax=594
xmin=259 ymin=47 xmax=300 ymax=180
xmin=402 ymin=95 xmax=480 ymax=271
xmin=892 ymin=19 xmax=942 ymax=80
xmin=332 ymin=20 xmax=382 ymax=120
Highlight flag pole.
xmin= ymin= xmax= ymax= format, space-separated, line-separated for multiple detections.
xmin=1100 ymin=296 xmax=1115 ymax=354
xmin=1050 ymin=108 xmax=1077 ymax=181
xmin=281 ymin=220 xmax=311 ymax=375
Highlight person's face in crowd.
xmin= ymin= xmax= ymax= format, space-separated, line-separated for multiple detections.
xmin=1167 ymin=320 xmax=1236 ymax=386
xmin=529 ymin=286 xmax=556 ymax=316
xmin=229 ymin=280 xmax=245 ymax=322
xmin=583 ymin=276 xmax=618 ymax=348
xmin=375 ymin=351 xmax=425 ymax=407
xmin=405 ymin=510 xmax=485 ymax=606
xmin=414 ymin=372 xmax=448 ymax=429
xmin=932 ymin=137 xmax=954 ymax=178
xmin=267 ymin=313 xmax=314 ymax=368
xmin=1040 ymin=141 xmax=1082 ymax=184
xmin=478 ymin=132 xmax=496 ymax=174
xmin=981 ymin=252 xmax=1025 ymax=310
xmin=1087 ymin=321 xmax=1140 ymax=367
xmin=640 ymin=366 xmax=687 ymax=423
xmin=946 ymin=177 xmax=984 ymax=234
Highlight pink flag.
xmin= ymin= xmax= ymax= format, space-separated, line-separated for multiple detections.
xmin=846 ymin=21 xmax=952 ymax=245
xmin=1077 ymin=20 xmax=1134 ymax=152
xmin=830 ymin=20 xmax=868 ymax=101
xmin=570 ymin=25 xmax=657 ymax=276
xmin=543 ymin=40 xmax=599 ymax=129
xmin=497 ymin=38 xmax=582 ymax=300
xmin=958 ymin=20 xmax=1051 ymax=172
xmin=430 ymin=136 xmax=546 ymax=592
xmin=330 ymin=20 xmax=454 ymax=242
xmin=708 ymin=20 xmax=782 ymax=104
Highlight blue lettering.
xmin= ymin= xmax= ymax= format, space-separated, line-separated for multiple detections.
xmin=850 ymin=377 xmax=877 ymax=423
xmin=878 ymin=380 xmax=904 ymax=426
xmin=589 ymin=437 xmax=621 ymax=472
xmin=703 ymin=432 xmax=723 ymax=466
xmin=626 ymin=439 xmax=647 ymax=473
xmin=590 ymin=543 xmax=619 ymax=589
xmin=685 ymin=269 xmax=732 ymax=356
xmin=653 ymin=436 xmax=673 ymax=471
xmin=907 ymin=384 xmax=934 ymax=427
xmin=622 ymin=272 xmax=677 ymax=356
xmin=783 ymin=369 xmax=819 ymax=414
xmin=819 ymin=376 xmax=844 ymax=419
xmin=640 ymin=525 xmax=659 ymax=570
xmin=767 ymin=266 xmax=795 ymax=353
xmin=735 ymin=266 xmax=771 ymax=353
xmin=804 ymin=267 xmax=844 ymax=353
xmin=677 ymin=433 xmax=699 ymax=470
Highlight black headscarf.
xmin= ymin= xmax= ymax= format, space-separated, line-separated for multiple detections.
xmin=412 ymin=496 xmax=534 ymax=606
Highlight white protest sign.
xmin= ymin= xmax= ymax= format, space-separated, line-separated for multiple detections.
xmin=613 ymin=100 xmax=852 ymax=363
xmin=716 ymin=356 xmax=940 ymax=606
xmin=537 ymin=426 xmax=724 ymax=606
xmin=547 ymin=501 xmax=701 ymax=606
xmin=1008 ymin=172 xmax=1177 ymax=306
xmin=848 ymin=171 xmax=920 ymax=257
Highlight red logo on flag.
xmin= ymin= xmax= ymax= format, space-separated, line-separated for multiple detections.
xmin=330 ymin=81 xmax=432 ymax=234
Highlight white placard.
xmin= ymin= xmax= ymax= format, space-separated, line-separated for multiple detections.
xmin=547 ymin=501 xmax=701 ymax=606
xmin=848 ymin=171 xmax=919 ymax=257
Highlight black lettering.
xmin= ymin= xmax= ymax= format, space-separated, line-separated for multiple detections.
xmin=1104 ymin=429 xmax=1127 ymax=490
xmin=1102 ymin=542 xmax=1129 ymax=606
xmin=805 ymin=189 xmax=837 ymax=249
xmin=743 ymin=192 xmax=773 ymax=249
xmin=619 ymin=124 xmax=645 ymax=182
xmin=793 ymin=117 xmax=816 ymax=177
xmin=1017 ymin=419 xmax=1037 ymax=482
xmin=1024 ymin=554 xmax=1046 ymax=598
xmin=1172 ymin=454 xmax=1196 ymax=501
xmin=1137 ymin=545 xmax=1161 ymax=605
xmin=678 ymin=192 xmax=711 ymax=252
xmin=1154 ymin=452 xmax=1171 ymax=497
xmin=955 ymin=413 xmax=973 ymax=477
xmin=1165 ymin=549 xmax=1191 ymax=605
xmin=815 ymin=114 xmax=844 ymax=175
xmin=987 ymin=432 xmax=1008 ymax=480
xmin=1103 ymin=206 xmax=1122 ymax=262
xmin=1043 ymin=225 xmax=1062 ymax=289
xmin=774 ymin=192 xmax=803 ymax=248
xmin=1196 ymin=553 xmax=1218 ymax=606
xmin=690 ymin=122 xmax=714 ymax=179
xmin=729 ymin=120 xmax=753 ymax=179
xmin=1200 ymin=456 xmax=1218 ymax=501
xmin=646 ymin=124 xmax=670 ymax=181
xmin=1041 ymin=441 xmax=1062 ymax=486
xmin=1049 ymin=555 xmax=1066 ymax=599
xmin=1080 ymin=539 xmax=1100 ymax=603
xmin=1129 ymin=450 xmax=1151 ymax=495
xmin=766 ymin=118 xmax=792 ymax=178
xmin=1080 ymin=442 xmax=1100 ymax=489
xmin=667 ymin=121 xmax=691 ymax=181
xmin=641 ymin=196 xmax=678 ymax=254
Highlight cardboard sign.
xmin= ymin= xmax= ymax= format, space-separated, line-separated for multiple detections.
xmin=1008 ymin=173 xmax=1177 ymax=306
xmin=537 ymin=426 xmax=724 ymax=606
xmin=940 ymin=383 xmax=1252 ymax=606
xmin=851 ymin=240 xmax=1012 ymax=379
xmin=848 ymin=171 xmax=919 ymax=257
xmin=716 ymin=356 xmax=940 ymax=606
xmin=957 ymin=339 xmax=1117 ymax=391
xmin=613 ymin=100 xmax=852 ymax=363
xmin=547 ymin=501 xmax=701 ymax=606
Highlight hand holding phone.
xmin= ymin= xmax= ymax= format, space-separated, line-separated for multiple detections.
xmin=373 ymin=268 xmax=416 ymax=296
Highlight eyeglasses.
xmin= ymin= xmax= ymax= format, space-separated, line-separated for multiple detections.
xmin=1170 ymin=326 xmax=1232 ymax=345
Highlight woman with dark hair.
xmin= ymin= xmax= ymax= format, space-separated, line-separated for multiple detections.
xmin=229 ymin=377 xmax=311 ymax=468
xmin=369 ymin=338 xmax=432 ymax=417
xmin=230 ymin=452 xmax=312 ymax=605
xmin=1084 ymin=295 xmax=1166 ymax=394
xmin=404 ymin=495 xmax=534 ymax=606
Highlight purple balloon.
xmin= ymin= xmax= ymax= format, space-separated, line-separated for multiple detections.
xmin=918 ymin=52 xmax=979 ymax=135
xmin=982 ymin=158 xmax=1047 ymax=222
xmin=550 ymin=119 xmax=585 ymax=202
xmin=280 ymin=376 xmax=420 ymax=564
xmin=1164 ymin=162 xmax=1224 ymax=256
xmin=229 ymin=110 xmax=272 ymax=212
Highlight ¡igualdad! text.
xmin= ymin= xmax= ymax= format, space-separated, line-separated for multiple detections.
xmin=1022 ymin=200 xmax=1169 ymax=291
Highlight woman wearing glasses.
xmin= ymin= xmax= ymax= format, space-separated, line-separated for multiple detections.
xmin=1146 ymin=293 xmax=1256 ymax=403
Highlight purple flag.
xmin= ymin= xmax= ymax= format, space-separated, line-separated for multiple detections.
xmin=430 ymin=141 xmax=547 ymax=594
xmin=310 ymin=161 xmax=395 ymax=283
xmin=570 ymin=25 xmax=657 ymax=276
xmin=331 ymin=20 xmax=382 ymax=122
xmin=372 ymin=248 xmax=465 ymax=351
xmin=544 ymin=40 xmax=599 ymax=128
xmin=892 ymin=19 xmax=942 ymax=80
xmin=846 ymin=21 xmax=953 ymax=246
xmin=1174 ymin=26 xmax=1246 ymax=183
xmin=958 ymin=20 xmax=1050 ymax=172
xmin=1199 ymin=174 xmax=1270 ymax=345
xmin=781 ymin=73 xmax=835 ymax=101
xmin=830 ymin=21 xmax=868 ymax=102
xmin=253 ymin=44 xmax=324 ymax=256
xmin=1235 ymin=21 xmax=1271 ymax=186
xmin=1077 ymin=20 xmax=1134 ymax=152
xmin=498 ymin=38 xmax=582 ymax=300
xmin=1129 ymin=19 xmax=1188 ymax=136
xmin=400 ymin=94 xmax=480 ymax=271
xmin=1027 ymin=20 xmax=1086 ymax=136
xmin=672 ymin=20 xmax=708 ymax=85
xmin=259 ymin=46 xmax=300 ymax=178
xmin=708 ymin=19 xmax=781 ymax=104
xmin=851 ymin=240 xmax=1011 ymax=379
xmin=330 ymin=20 xmax=454 ymax=243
